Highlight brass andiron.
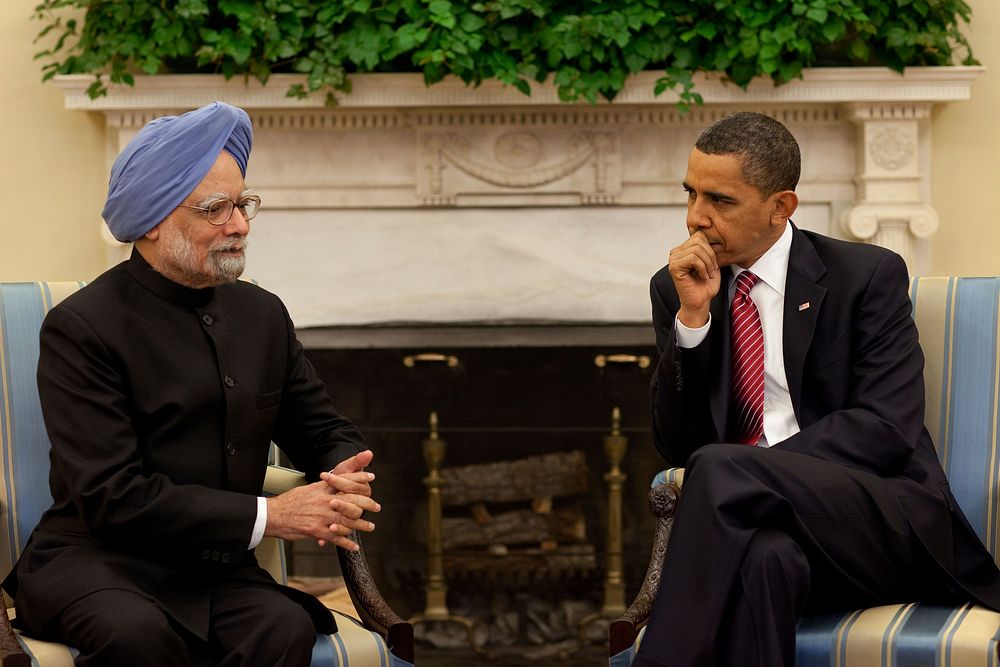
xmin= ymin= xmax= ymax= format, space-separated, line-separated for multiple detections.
xmin=579 ymin=406 xmax=628 ymax=636
xmin=408 ymin=412 xmax=482 ymax=654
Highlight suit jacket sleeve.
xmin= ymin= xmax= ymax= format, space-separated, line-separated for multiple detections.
xmin=270 ymin=299 xmax=366 ymax=481
xmin=649 ymin=268 xmax=719 ymax=466
xmin=775 ymin=251 xmax=925 ymax=476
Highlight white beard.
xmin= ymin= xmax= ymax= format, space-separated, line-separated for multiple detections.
xmin=160 ymin=222 xmax=247 ymax=287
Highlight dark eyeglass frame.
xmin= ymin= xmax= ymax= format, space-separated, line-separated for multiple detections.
xmin=177 ymin=195 xmax=262 ymax=226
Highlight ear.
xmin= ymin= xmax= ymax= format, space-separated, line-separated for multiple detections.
xmin=144 ymin=224 xmax=161 ymax=241
xmin=770 ymin=190 xmax=799 ymax=226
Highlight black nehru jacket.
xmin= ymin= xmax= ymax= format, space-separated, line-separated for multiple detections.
xmin=4 ymin=249 xmax=365 ymax=640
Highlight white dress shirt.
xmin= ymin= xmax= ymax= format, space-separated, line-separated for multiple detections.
xmin=250 ymin=497 xmax=267 ymax=549
xmin=675 ymin=223 xmax=801 ymax=447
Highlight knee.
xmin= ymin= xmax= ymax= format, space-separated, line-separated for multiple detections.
xmin=684 ymin=443 xmax=769 ymax=494
xmin=687 ymin=442 xmax=761 ymax=469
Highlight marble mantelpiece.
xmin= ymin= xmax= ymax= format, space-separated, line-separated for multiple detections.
xmin=54 ymin=68 xmax=982 ymax=328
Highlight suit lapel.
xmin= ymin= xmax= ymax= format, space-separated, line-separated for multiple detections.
xmin=710 ymin=267 xmax=733 ymax=441
xmin=783 ymin=225 xmax=827 ymax=420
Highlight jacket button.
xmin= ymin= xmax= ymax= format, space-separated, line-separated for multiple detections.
xmin=202 ymin=549 xmax=210 ymax=560
xmin=221 ymin=553 xmax=230 ymax=564
xmin=223 ymin=375 xmax=235 ymax=388
xmin=202 ymin=314 xmax=214 ymax=326
xmin=211 ymin=551 xmax=220 ymax=561
xmin=226 ymin=442 xmax=237 ymax=456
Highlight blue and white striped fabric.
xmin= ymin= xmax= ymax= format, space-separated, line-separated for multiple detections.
xmin=796 ymin=603 xmax=1000 ymax=666
xmin=911 ymin=277 xmax=1000 ymax=560
xmin=0 ymin=282 xmax=411 ymax=667
xmin=615 ymin=277 xmax=1000 ymax=666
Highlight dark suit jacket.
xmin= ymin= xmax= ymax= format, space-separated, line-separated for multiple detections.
xmin=650 ymin=224 xmax=1000 ymax=610
xmin=4 ymin=250 xmax=366 ymax=640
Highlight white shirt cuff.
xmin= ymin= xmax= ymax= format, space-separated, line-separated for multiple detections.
xmin=248 ymin=496 xmax=268 ymax=550
xmin=675 ymin=313 xmax=711 ymax=348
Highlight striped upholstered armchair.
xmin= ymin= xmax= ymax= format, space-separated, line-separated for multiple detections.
xmin=610 ymin=276 xmax=1000 ymax=666
xmin=0 ymin=282 xmax=413 ymax=667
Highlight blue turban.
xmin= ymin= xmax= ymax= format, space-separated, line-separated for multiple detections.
xmin=102 ymin=101 xmax=253 ymax=243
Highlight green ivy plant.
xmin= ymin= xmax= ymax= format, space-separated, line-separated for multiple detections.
xmin=33 ymin=0 xmax=977 ymax=111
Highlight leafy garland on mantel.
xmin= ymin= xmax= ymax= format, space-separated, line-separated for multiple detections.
xmin=33 ymin=0 xmax=977 ymax=111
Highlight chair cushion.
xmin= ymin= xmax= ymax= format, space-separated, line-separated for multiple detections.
xmin=910 ymin=276 xmax=1000 ymax=562
xmin=651 ymin=467 xmax=685 ymax=488
xmin=14 ymin=633 xmax=78 ymax=666
xmin=796 ymin=603 xmax=1000 ymax=667
xmin=610 ymin=626 xmax=646 ymax=667
xmin=12 ymin=609 xmax=412 ymax=667
xmin=0 ymin=282 xmax=85 ymax=580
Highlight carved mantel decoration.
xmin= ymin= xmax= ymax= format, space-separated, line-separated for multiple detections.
xmin=54 ymin=68 xmax=982 ymax=328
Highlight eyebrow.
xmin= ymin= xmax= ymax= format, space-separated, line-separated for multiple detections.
xmin=195 ymin=189 xmax=255 ymax=207
xmin=682 ymin=182 xmax=739 ymax=204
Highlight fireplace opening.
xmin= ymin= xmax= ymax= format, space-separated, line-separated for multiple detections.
xmin=291 ymin=324 xmax=663 ymax=658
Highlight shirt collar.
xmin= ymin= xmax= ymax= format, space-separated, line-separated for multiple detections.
xmin=731 ymin=222 xmax=793 ymax=297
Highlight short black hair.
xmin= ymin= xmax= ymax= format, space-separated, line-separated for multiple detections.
xmin=694 ymin=112 xmax=801 ymax=196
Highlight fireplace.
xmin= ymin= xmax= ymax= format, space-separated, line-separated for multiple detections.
xmin=272 ymin=320 xmax=666 ymax=657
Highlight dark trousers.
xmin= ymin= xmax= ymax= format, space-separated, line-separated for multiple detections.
xmin=45 ymin=579 xmax=316 ymax=667
xmin=633 ymin=444 xmax=958 ymax=667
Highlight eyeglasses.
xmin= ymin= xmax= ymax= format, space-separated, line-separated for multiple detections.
xmin=178 ymin=195 xmax=261 ymax=226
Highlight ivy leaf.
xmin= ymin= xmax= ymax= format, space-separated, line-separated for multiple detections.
xmin=429 ymin=0 xmax=457 ymax=29
xmin=848 ymin=36 xmax=869 ymax=61
xmin=821 ymin=16 xmax=847 ymax=42
xmin=460 ymin=13 xmax=487 ymax=32
xmin=805 ymin=8 xmax=828 ymax=23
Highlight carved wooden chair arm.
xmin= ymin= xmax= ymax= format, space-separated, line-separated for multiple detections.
xmin=338 ymin=542 xmax=414 ymax=664
xmin=609 ymin=479 xmax=682 ymax=657
xmin=0 ymin=609 xmax=30 ymax=667
xmin=264 ymin=463 xmax=414 ymax=663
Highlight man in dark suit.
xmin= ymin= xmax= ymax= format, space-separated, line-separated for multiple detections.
xmin=633 ymin=112 xmax=1000 ymax=667
xmin=3 ymin=102 xmax=380 ymax=666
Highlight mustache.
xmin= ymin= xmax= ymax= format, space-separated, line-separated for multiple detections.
xmin=210 ymin=237 xmax=248 ymax=253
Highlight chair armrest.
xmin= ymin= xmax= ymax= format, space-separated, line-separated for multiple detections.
xmin=609 ymin=477 xmax=682 ymax=657
xmin=263 ymin=464 xmax=307 ymax=495
xmin=0 ymin=610 xmax=29 ymax=667
xmin=338 ymin=542 xmax=414 ymax=664
xmin=263 ymin=464 xmax=415 ymax=663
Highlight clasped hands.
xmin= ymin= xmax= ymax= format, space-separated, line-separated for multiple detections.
xmin=264 ymin=449 xmax=380 ymax=552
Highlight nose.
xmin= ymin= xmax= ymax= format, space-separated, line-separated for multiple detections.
xmin=687 ymin=198 xmax=712 ymax=231
xmin=225 ymin=207 xmax=251 ymax=236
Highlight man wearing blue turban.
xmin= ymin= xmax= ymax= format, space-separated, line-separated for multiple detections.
xmin=2 ymin=102 xmax=381 ymax=666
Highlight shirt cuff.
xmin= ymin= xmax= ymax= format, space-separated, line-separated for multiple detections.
xmin=675 ymin=313 xmax=711 ymax=348
xmin=248 ymin=496 xmax=268 ymax=550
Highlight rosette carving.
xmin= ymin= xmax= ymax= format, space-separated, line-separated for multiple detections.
xmin=869 ymin=126 xmax=915 ymax=171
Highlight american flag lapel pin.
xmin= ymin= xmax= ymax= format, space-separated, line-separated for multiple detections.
xmin=798 ymin=302 xmax=810 ymax=312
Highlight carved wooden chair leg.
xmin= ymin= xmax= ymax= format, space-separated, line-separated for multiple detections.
xmin=608 ymin=481 xmax=681 ymax=657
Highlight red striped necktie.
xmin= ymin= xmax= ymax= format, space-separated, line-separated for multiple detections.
xmin=730 ymin=270 xmax=764 ymax=445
